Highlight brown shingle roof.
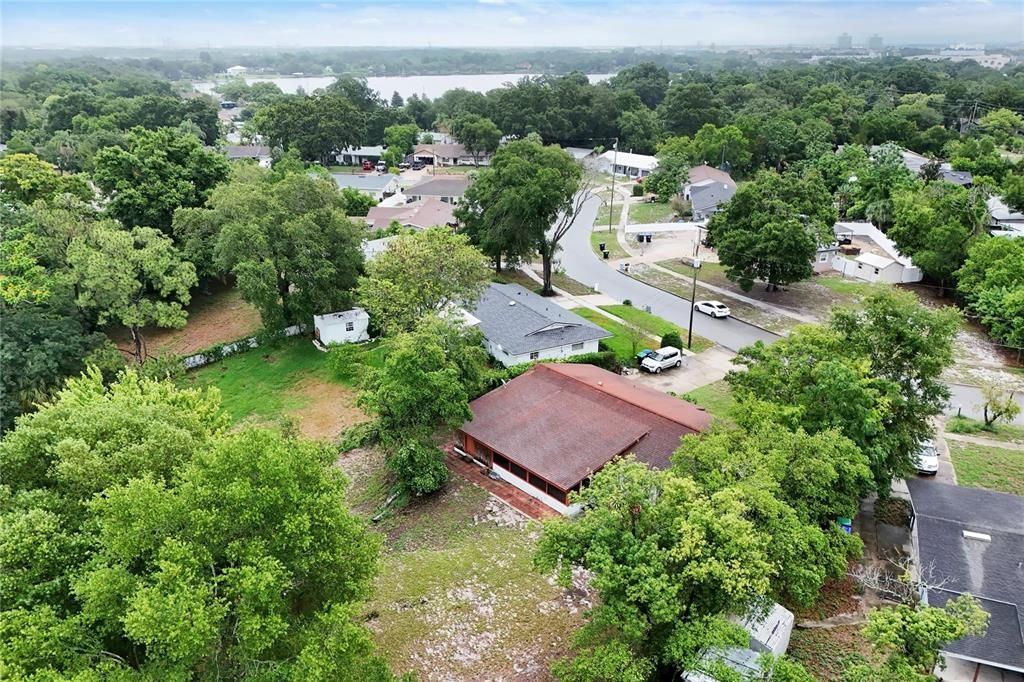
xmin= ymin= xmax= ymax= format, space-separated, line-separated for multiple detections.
xmin=365 ymin=197 xmax=456 ymax=229
xmin=688 ymin=164 xmax=736 ymax=188
xmin=460 ymin=364 xmax=710 ymax=489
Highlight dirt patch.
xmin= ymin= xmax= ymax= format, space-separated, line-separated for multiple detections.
xmin=285 ymin=376 xmax=367 ymax=441
xmin=111 ymin=285 xmax=262 ymax=359
xmin=791 ymin=571 xmax=864 ymax=622
xmin=789 ymin=625 xmax=874 ymax=680
xmin=874 ymin=498 xmax=911 ymax=527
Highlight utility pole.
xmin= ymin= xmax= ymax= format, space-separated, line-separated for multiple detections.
xmin=687 ymin=257 xmax=701 ymax=350
xmin=607 ymin=138 xmax=618 ymax=233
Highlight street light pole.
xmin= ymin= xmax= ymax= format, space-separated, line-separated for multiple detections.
xmin=687 ymin=257 xmax=701 ymax=350
xmin=607 ymin=138 xmax=618 ymax=233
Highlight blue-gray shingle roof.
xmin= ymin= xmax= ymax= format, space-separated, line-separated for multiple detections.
xmin=330 ymin=173 xmax=397 ymax=192
xmin=470 ymin=283 xmax=611 ymax=355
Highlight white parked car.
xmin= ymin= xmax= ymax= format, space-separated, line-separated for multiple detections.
xmin=641 ymin=346 xmax=683 ymax=374
xmin=695 ymin=300 xmax=731 ymax=318
xmin=914 ymin=439 xmax=939 ymax=475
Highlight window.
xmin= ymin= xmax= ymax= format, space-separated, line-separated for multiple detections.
xmin=509 ymin=461 xmax=527 ymax=480
xmin=345 ymin=321 xmax=354 ymax=332
xmin=528 ymin=472 xmax=547 ymax=491
xmin=529 ymin=351 xmax=540 ymax=360
xmin=819 ymin=252 xmax=828 ymax=262
xmin=873 ymin=268 xmax=880 ymax=275
xmin=571 ymin=342 xmax=584 ymax=351
xmin=493 ymin=452 xmax=510 ymax=470
xmin=549 ymin=487 xmax=568 ymax=505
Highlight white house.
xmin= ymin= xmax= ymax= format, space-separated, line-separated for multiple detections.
xmin=411 ymin=143 xmax=488 ymax=167
xmin=335 ymin=145 xmax=384 ymax=166
xmin=829 ymin=221 xmax=923 ymax=284
xmin=988 ymin=195 xmax=1024 ymax=238
xmin=466 ymin=283 xmax=611 ymax=367
xmin=330 ymin=173 xmax=400 ymax=202
xmin=313 ymin=308 xmax=370 ymax=347
xmin=224 ymin=145 xmax=272 ymax=167
xmin=595 ymin=150 xmax=658 ymax=178
xmin=225 ymin=65 xmax=248 ymax=76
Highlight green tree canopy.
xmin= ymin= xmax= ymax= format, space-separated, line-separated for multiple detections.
xmin=253 ymin=94 xmax=365 ymax=166
xmin=92 ymin=126 xmax=230 ymax=232
xmin=0 ymin=152 xmax=92 ymax=205
xmin=957 ymin=236 xmax=1024 ymax=348
xmin=449 ymin=112 xmax=502 ymax=164
xmin=357 ymin=227 xmax=490 ymax=335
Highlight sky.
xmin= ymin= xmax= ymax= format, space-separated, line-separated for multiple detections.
xmin=3 ymin=0 xmax=1022 ymax=49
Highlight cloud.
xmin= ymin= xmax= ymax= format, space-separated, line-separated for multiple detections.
xmin=508 ymin=14 xmax=528 ymax=25
xmin=353 ymin=16 xmax=382 ymax=25
xmin=479 ymin=0 xmax=507 ymax=4
xmin=320 ymin=3 xmax=336 ymax=7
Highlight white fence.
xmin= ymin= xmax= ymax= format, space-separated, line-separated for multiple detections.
xmin=182 ymin=324 xmax=304 ymax=370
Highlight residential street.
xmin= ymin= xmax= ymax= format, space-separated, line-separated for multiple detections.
xmin=557 ymin=194 xmax=779 ymax=352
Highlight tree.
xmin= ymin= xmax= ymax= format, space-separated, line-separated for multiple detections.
xmin=978 ymin=108 xmax=1023 ymax=147
xmin=888 ymin=182 xmax=988 ymax=293
xmin=658 ymin=83 xmax=725 ymax=137
xmin=980 ymin=383 xmax=1021 ymax=427
xmin=0 ymin=153 xmax=91 ymax=204
xmin=254 ymin=94 xmax=365 ymax=166
xmin=830 ymin=290 xmax=960 ymax=490
xmin=617 ymin=108 xmax=661 ymax=156
xmin=339 ymin=186 xmax=377 ymax=216
xmin=607 ymin=62 xmax=670 ymax=109
xmin=449 ymin=113 xmax=501 ymax=165
xmin=536 ymin=457 xmax=774 ymax=679
xmin=390 ymin=90 xmax=404 ymax=108
xmin=210 ymin=169 xmax=364 ymax=328
xmin=844 ymin=595 xmax=988 ymax=682
xmin=1002 ymin=173 xmax=1024 ymax=212
xmin=692 ymin=124 xmax=751 ymax=173
xmin=709 ymin=169 xmax=836 ymax=291
xmin=383 ymin=122 xmax=419 ymax=156
xmin=0 ymin=370 xmax=399 ymax=680
xmin=846 ymin=144 xmax=916 ymax=230
xmin=358 ymin=227 xmax=490 ymax=335
xmin=456 ymin=139 xmax=586 ymax=293
xmin=67 ymin=223 xmax=197 ymax=363
xmin=92 ymin=126 xmax=230 ymax=232
xmin=956 ymin=236 xmax=1024 ymax=348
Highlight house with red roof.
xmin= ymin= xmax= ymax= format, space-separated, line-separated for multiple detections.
xmin=455 ymin=363 xmax=711 ymax=513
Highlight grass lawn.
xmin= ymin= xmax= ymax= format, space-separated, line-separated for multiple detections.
xmin=813 ymin=274 xmax=881 ymax=298
xmin=594 ymin=202 xmax=623 ymax=231
xmin=656 ymin=258 xmax=729 ymax=286
xmin=946 ymin=416 xmax=1024 ymax=444
xmin=571 ymin=307 xmax=658 ymax=362
xmin=628 ymin=201 xmax=675 ymax=224
xmin=493 ymin=269 xmax=595 ymax=296
xmin=549 ymin=271 xmax=596 ymax=296
xmin=599 ymin=304 xmax=713 ymax=353
xmin=181 ymin=336 xmax=381 ymax=440
xmin=948 ymin=441 xmax=1024 ymax=495
xmin=433 ymin=165 xmax=479 ymax=174
xmin=590 ymin=229 xmax=630 ymax=259
xmin=327 ymin=165 xmax=364 ymax=173
xmin=356 ymin=469 xmax=584 ymax=680
xmin=681 ymin=379 xmax=736 ymax=426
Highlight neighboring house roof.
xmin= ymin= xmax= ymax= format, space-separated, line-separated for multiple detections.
xmin=689 ymin=182 xmax=736 ymax=215
xmin=871 ymin=146 xmax=973 ymax=186
xmin=405 ymin=175 xmax=471 ymax=198
xmin=314 ymin=308 xmax=369 ymax=327
xmin=413 ymin=143 xmax=471 ymax=159
xmin=908 ymin=479 xmax=1024 ymax=673
xmin=563 ymin=146 xmax=595 ymax=161
xmin=361 ymin=236 xmax=396 ymax=260
xmin=989 ymin=196 xmax=1024 ymax=223
xmin=598 ymin=150 xmax=658 ymax=171
xmin=330 ymin=173 xmax=398 ymax=192
xmin=365 ymin=197 xmax=457 ymax=229
xmin=470 ymin=283 xmax=610 ymax=356
xmin=855 ymin=252 xmax=897 ymax=269
xmin=461 ymin=363 xmax=712 ymax=488
xmin=687 ymin=164 xmax=736 ymax=188
xmin=338 ymin=145 xmax=385 ymax=157
xmin=225 ymin=145 xmax=271 ymax=159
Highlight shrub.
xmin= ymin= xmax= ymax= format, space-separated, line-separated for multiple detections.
xmin=338 ymin=420 xmax=381 ymax=452
xmin=661 ymin=331 xmax=683 ymax=349
xmin=326 ymin=343 xmax=365 ymax=382
xmin=631 ymin=183 xmax=644 ymax=197
xmin=140 ymin=353 xmax=185 ymax=381
xmin=388 ymin=438 xmax=449 ymax=496
xmin=564 ymin=350 xmax=622 ymax=373
xmin=622 ymin=299 xmax=633 ymax=306
xmin=671 ymin=196 xmax=692 ymax=218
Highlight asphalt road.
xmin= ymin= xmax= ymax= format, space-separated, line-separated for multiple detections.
xmin=558 ymin=194 xmax=1024 ymax=425
xmin=558 ymin=195 xmax=778 ymax=353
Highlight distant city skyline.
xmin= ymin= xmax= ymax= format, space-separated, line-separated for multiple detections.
xmin=3 ymin=0 xmax=1022 ymax=50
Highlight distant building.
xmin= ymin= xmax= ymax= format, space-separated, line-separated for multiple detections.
xmin=988 ymin=196 xmax=1024 ymax=238
xmin=595 ymin=150 xmax=658 ymax=178
xmin=836 ymin=33 xmax=853 ymax=49
xmin=223 ymin=145 xmax=272 ymax=168
xmin=868 ymin=34 xmax=883 ymax=51
xmin=365 ymin=197 xmax=457 ymax=230
xmin=683 ymin=165 xmax=737 ymax=220
xmin=829 ymin=222 xmax=923 ymax=284
xmin=225 ymin=65 xmax=248 ymax=76
xmin=405 ymin=176 xmax=471 ymax=205
xmin=329 ymin=173 xmax=400 ymax=202
xmin=563 ymin=146 xmax=596 ymax=163
xmin=410 ymin=143 xmax=489 ymax=167
xmin=335 ymin=146 xmax=384 ymax=166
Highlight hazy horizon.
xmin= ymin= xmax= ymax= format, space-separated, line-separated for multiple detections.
xmin=4 ymin=0 xmax=1023 ymax=50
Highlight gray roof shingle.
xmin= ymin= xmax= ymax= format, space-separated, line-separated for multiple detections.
xmin=690 ymin=181 xmax=736 ymax=215
xmin=908 ymin=479 xmax=1024 ymax=672
xmin=470 ymin=283 xmax=610 ymax=355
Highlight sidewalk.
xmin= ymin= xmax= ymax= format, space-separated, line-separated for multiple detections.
xmin=943 ymin=431 xmax=1024 ymax=451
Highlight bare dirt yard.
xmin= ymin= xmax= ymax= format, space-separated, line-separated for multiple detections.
xmin=337 ymin=448 xmax=588 ymax=681
xmin=112 ymin=284 xmax=262 ymax=358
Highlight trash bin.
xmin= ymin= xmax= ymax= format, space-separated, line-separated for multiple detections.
xmin=645 ymin=233 xmax=653 ymax=243
xmin=623 ymin=262 xmax=630 ymax=273
xmin=602 ymin=250 xmax=610 ymax=259
xmin=598 ymin=242 xmax=606 ymax=252
xmin=838 ymin=517 xmax=853 ymax=534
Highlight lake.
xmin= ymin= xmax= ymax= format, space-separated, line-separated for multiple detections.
xmin=193 ymin=73 xmax=613 ymax=99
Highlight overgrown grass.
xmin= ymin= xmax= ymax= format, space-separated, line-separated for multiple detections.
xmin=600 ymin=304 xmax=714 ymax=353
xmin=682 ymin=379 xmax=736 ymax=426
xmin=492 ymin=269 xmax=542 ymax=293
xmin=590 ymin=229 xmax=630 ymax=259
xmin=364 ymin=478 xmax=582 ymax=679
xmin=571 ymin=307 xmax=658 ymax=362
xmin=787 ymin=626 xmax=872 ymax=680
xmin=550 ymin=271 xmax=597 ymax=296
xmin=493 ymin=269 xmax=595 ymax=296
xmin=813 ymin=275 xmax=880 ymax=297
xmin=948 ymin=441 xmax=1024 ymax=495
xmin=946 ymin=416 xmax=1024 ymax=443
xmin=594 ymin=202 xmax=623 ymax=231
xmin=628 ymin=200 xmax=675 ymax=224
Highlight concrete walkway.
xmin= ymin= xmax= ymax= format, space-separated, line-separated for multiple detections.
xmin=943 ymin=431 xmax=1024 ymax=451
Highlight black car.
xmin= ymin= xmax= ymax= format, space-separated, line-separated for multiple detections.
xmin=411 ymin=161 xmax=425 ymax=170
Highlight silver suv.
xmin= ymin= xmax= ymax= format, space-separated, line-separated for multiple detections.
xmin=641 ymin=346 xmax=683 ymax=373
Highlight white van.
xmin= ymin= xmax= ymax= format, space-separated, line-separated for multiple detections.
xmin=641 ymin=346 xmax=683 ymax=373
